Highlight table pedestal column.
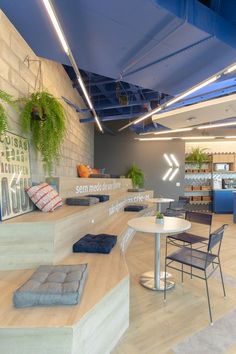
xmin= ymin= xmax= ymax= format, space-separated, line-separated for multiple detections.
xmin=140 ymin=233 xmax=175 ymax=291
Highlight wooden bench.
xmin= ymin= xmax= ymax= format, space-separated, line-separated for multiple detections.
xmin=0 ymin=205 xmax=155 ymax=354
xmin=0 ymin=189 xmax=153 ymax=270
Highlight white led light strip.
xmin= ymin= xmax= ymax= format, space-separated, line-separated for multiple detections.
xmin=42 ymin=0 xmax=103 ymax=132
xmin=162 ymin=154 xmax=179 ymax=181
xmin=119 ymin=59 xmax=236 ymax=132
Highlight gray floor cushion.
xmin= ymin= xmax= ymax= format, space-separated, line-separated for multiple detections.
xmin=127 ymin=188 xmax=146 ymax=192
xmin=13 ymin=264 xmax=88 ymax=308
xmin=66 ymin=196 xmax=99 ymax=206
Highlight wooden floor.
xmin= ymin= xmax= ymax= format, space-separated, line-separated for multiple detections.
xmin=112 ymin=214 xmax=236 ymax=354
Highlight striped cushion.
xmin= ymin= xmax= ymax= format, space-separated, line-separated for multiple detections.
xmin=26 ymin=183 xmax=62 ymax=212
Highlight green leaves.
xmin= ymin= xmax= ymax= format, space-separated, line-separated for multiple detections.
xmin=185 ymin=147 xmax=209 ymax=169
xmin=156 ymin=211 xmax=164 ymax=219
xmin=0 ymin=90 xmax=16 ymax=135
xmin=126 ymin=163 xmax=144 ymax=188
xmin=20 ymin=91 xmax=66 ymax=175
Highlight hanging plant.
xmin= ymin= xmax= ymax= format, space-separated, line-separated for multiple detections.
xmin=126 ymin=163 xmax=144 ymax=188
xmin=0 ymin=90 xmax=16 ymax=135
xmin=20 ymin=91 xmax=66 ymax=175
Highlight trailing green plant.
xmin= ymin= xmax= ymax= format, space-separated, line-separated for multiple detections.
xmin=126 ymin=163 xmax=144 ymax=188
xmin=156 ymin=211 xmax=164 ymax=219
xmin=185 ymin=147 xmax=209 ymax=169
xmin=0 ymin=90 xmax=16 ymax=135
xmin=20 ymin=91 xmax=66 ymax=175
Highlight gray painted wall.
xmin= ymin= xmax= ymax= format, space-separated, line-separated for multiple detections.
xmin=94 ymin=130 xmax=185 ymax=202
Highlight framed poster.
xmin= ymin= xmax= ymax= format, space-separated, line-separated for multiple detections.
xmin=0 ymin=131 xmax=33 ymax=221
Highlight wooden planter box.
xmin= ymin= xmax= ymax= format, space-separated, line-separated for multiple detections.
xmin=192 ymin=186 xmax=201 ymax=191
xmin=192 ymin=196 xmax=202 ymax=201
xmin=201 ymin=186 xmax=211 ymax=191
xmin=202 ymin=196 xmax=212 ymax=202
xmin=184 ymin=186 xmax=192 ymax=191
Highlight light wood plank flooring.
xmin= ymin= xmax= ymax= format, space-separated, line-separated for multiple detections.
xmin=113 ymin=214 xmax=236 ymax=354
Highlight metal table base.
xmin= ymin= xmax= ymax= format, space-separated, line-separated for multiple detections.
xmin=140 ymin=232 xmax=175 ymax=291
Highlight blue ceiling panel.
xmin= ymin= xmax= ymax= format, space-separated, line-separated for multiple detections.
xmin=1 ymin=0 xmax=236 ymax=97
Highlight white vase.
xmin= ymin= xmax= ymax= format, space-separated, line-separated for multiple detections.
xmin=156 ymin=218 xmax=164 ymax=224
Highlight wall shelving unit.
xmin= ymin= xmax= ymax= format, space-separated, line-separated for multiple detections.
xmin=184 ymin=156 xmax=213 ymax=212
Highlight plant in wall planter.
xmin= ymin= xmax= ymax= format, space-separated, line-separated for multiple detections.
xmin=185 ymin=147 xmax=209 ymax=170
xmin=0 ymin=90 xmax=16 ymax=135
xmin=155 ymin=212 xmax=164 ymax=224
xmin=20 ymin=91 xmax=66 ymax=175
xmin=126 ymin=163 xmax=144 ymax=189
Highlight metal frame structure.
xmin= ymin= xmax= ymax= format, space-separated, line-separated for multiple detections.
xmin=164 ymin=224 xmax=228 ymax=324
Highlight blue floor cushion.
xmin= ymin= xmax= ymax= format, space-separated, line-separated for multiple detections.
xmin=124 ymin=204 xmax=148 ymax=212
xmin=13 ymin=264 xmax=88 ymax=308
xmin=73 ymin=234 xmax=117 ymax=254
xmin=86 ymin=194 xmax=110 ymax=202
xmin=127 ymin=188 xmax=146 ymax=192
xmin=66 ymin=196 xmax=99 ymax=206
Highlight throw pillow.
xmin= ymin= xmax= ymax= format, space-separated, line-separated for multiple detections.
xmin=26 ymin=183 xmax=63 ymax=212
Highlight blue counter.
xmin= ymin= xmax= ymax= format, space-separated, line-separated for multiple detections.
xmin=213 ymin=190 xmax=234 ymax=214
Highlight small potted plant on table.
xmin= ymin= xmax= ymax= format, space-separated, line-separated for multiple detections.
xmin=156 ymin=211 xmax=164 ymax=224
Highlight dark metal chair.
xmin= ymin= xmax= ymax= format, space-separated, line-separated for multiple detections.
xmin=167 ymin=211 xmax=212 ymax=248
xmin=164 ymin=196 xmax=190 ymax=218
xmin=164 ymin=224 xmax=228 ymax=324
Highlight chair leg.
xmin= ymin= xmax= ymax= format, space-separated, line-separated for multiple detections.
xmin=164 ymin=259 xmax=167 ymax=302
xmin=218 ymin=258 xmax=226 ymax=298
xmin=190 ymin=244 xmax=193 ymax=279
xmin=204 ymin=272 xmax=213 ymax=325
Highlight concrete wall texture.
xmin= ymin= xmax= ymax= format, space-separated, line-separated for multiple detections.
xmin=0 ymin=10 xmax=94 ymax=182
xmin=95 ymin=130 xmax=185 ymax=201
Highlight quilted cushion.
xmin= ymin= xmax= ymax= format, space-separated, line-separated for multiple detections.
xmin=89 ymin=173 xmax=111 ymax=178
xmin=127 ymin=188 xmax=146 ymax=192
xmin=124 ymin=204 xmax=148 ymax=212
xmin=13 ymin=264 xmax=88 ymax=308
xmin=86 ymin=194 xmax=110 ymax=202
xmin=66 ymin=196 xmax=99 ymax=206
xmin=73 ymin=234 xmax=117 ymax=254
xmin=26 ymin=183 xmax=62 ymax=212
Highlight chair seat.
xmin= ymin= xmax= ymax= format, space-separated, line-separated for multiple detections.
xmin=167 ymin=247 xmax=217 ymax=270
xmin=167 ymin=232 xmax=208 ymax=244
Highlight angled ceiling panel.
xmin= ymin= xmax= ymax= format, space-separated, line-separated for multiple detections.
xmin=1 ymin=0 xmax=236 ymax=99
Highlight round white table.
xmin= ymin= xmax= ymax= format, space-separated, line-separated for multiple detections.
xmin=148 ymin=198 xmax=174 ymax=212
xmin=127 ymin=216 xmax=191 ymax=291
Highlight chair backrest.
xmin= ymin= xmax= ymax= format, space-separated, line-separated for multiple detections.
xmin=185 ymin=211 xmax=212 ymax=226
xmin=207 ymin=224 xmax=228 ymax=253
xmin=179 ymin=196 xmax=190 ymax=203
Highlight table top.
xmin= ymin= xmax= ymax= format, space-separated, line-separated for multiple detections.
xmin=128 ymin=216 xmax=191 ymax=234
xmin=148 ymin=198 xmax=174 ymax=204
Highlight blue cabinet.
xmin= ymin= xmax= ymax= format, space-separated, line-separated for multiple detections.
xmin=213 ymin=190 xmax=233 ymax=214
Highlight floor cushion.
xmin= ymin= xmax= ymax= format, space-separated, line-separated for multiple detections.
xmin=66 ymin=196 xmax=99 ymax=206
xmin=89 ymin=173 xmax=111 ymax=178
xmin=127 ymin=188 xmax=146 ymax=192
xmin=73 ymin=234 xmax=117 ymax=254
xmin=13 ymin=264 xmax=88 ymax=308
xmin=86 ymin=194 xmax=110 ymax=202
xmin=124 ymin=204 xmax=148 ymax=212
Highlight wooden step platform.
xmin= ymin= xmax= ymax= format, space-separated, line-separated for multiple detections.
xmin=0 ymin=207 xmax=155 ymax=354
xmin=0 ymin=178 xmax=153 ymax=270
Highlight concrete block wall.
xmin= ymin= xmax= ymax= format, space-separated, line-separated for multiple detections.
xmin=0 ymin=10 xmax=94 ymax=182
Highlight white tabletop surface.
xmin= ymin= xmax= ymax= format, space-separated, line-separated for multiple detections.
xmin=148 ymin=198 xmax=174 ymax=204
xmin=128 ymin=216 xmax=191 ymax=234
